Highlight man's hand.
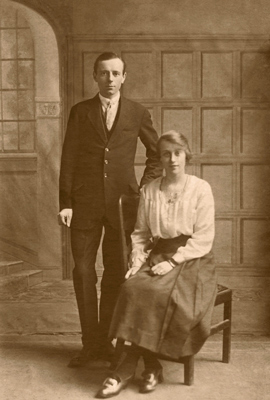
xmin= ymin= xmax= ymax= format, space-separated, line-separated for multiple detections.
xmin=58 ymin=208 xmax=73 ymax=227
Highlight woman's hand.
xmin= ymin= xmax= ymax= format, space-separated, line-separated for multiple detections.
xmin=151 ymin=261 xmax=173 ymax=276
xmin=125 ymin=266 xmax=141 ymax=279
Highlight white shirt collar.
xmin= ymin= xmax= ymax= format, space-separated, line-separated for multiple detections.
xmin=99 ymin=92 xmax=120 ymax=107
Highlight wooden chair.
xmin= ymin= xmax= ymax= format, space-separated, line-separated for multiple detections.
xmin=117 ymin=193 xmax=232 ymax=385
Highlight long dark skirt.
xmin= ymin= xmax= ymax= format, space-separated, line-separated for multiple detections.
xmin=109 ymin=252 xmax=217 ymax=359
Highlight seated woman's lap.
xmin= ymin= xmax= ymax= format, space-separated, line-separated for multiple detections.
xmin=120 ymin=263 xmax=177 ymax=308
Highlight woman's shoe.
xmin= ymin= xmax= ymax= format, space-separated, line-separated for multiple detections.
xmin=95 ymin=375 xmax=133 ymax=399
xmin=139 ymin=368 xmax=164 ymax=393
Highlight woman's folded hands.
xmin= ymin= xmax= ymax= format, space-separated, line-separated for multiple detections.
xmin=125 ymin=260 xmax=174 ymax=279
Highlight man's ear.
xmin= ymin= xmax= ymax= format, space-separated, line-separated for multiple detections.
xmin=121 ymin=72 xmax=127 ymax=84
xmin=93 ymin=72 xmax=97 ymax=82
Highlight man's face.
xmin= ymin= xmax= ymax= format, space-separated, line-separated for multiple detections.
xmin=93 ymin=58 xmax=126 ymax=99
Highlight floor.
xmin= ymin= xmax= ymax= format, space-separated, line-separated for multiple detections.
xmin=0 ymin=334 xmax=269 ymax=400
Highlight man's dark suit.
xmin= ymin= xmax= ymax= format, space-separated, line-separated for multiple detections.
xmin=59 ymin=94 xmax=162 ymax=353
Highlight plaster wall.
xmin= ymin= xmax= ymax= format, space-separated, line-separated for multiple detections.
xmin=72 ymin=0 xmax=270 ymax=36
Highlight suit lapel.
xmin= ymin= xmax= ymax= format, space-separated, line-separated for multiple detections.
xmin=87 ymin=94 xmax=107 ymax=143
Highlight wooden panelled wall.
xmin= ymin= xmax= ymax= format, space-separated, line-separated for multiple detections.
xmin=68 ymin=37 xmax=270 ymax=333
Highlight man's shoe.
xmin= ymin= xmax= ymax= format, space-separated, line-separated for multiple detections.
xmin=139 ymin=368 xmax=164 ymax=393
xmin=68 ymin=347 xmax=98 ymax=368
xmin=95 ymin=375 xmax=132 ymax=399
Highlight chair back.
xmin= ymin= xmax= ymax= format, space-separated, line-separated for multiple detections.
xmin=118 ymin=194 xmax=140 ymax=276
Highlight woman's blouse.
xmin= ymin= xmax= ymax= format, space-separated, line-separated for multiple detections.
xmin=130 ymin=174 xmax=215 ymax=268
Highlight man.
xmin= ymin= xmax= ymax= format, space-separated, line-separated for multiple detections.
xmin=59 ymin=52 xmax=162 ymax=367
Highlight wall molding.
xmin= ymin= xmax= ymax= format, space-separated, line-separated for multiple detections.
xmin=69 ymin=34 xmax=270 ymax=42
xmin=232 ymin=288 xmax=270 ymax=301
xmin=217 ymin=266 xmax=270 ymax=277
xmin=36 ymin=102 xmax=61 ymax=118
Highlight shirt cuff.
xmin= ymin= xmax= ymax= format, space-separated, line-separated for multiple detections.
xmin=131 ymin=250 xmax=148 ymax=268
xmin=171 ymin=253 xmax=185 ymax=265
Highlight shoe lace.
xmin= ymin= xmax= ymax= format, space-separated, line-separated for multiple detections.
xmin=142 ymin=371 xmax=155 ymax=383
xmin=103 ymin=377 xmax=119 ymax=388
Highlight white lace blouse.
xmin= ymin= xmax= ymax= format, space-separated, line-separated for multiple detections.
xmin=130 ymin=174 xmax=215 ymax=268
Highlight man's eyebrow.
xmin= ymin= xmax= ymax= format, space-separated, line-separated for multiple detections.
xmin=99 ymin=69 xmax=121 ymax=73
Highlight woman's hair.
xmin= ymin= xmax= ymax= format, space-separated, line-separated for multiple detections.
xmin=157 ymin=130 xmax=192 ymax=162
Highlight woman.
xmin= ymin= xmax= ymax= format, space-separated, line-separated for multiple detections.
xmin=96 ymin=131 xmax=217 ymax=398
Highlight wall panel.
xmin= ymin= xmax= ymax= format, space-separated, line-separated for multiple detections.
xmin=214 ymin=219 xmax=233 ymax=264
xmin=162 ymin=52 xmax=193 ymax=98
xmin=241 ymin=108 xmax=270 ymax=155
xmin=122 ymin=52 xmax=154 ymax=99
xmin=162 ymin=108 xmax=193 ymax=143
xmin=201 ymin=164 xmax=233 ymax=212
xmin=201 ymin=108 xmax=233 ymax=154
xmin=241 ymin=219 xmax=270 ymax=266
xmin=241 ymin=164 xmax=270 ymax=210
xmin=202 ymin=52 xmax=233 ymax=98
xmin=82 ymin=52 xmax=101 ymax=99
xmin=242 ymin=52 xmax=270 ymax=99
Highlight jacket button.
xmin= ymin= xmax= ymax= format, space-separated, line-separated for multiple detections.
xmin=104 ymin=160 xmax=108 ymax=164
xmin=105 ymin=148 xmax=109 ymax=152
xmin=104 ymin=173 xmax=107 ymax=178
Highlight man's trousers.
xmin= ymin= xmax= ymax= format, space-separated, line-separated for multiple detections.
xmin=70 ymin=217 xmax=122 ymax=351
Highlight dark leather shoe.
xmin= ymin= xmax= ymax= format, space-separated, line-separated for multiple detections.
xmin=68 ymin=347 xmax=98 ymax=368
xmin=139 ymin=368 xmax=164 ymax=393
xmin=95 ymin=375 xmax=132 ymax=399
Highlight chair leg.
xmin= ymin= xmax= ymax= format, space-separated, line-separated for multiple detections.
xmin=184 ymin=356 xmax=194 ymax=386
xmin=222 ymin=298 xmax=232 ymax=363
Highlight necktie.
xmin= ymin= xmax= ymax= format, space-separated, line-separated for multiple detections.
xmin=105 ymin=102 xmax=113 ymax=131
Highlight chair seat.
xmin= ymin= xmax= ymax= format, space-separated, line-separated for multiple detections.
xmin=215 ymin=285 xmax=232 ymax=306
xmin=217 ymin=284 xmax=228 ymax=292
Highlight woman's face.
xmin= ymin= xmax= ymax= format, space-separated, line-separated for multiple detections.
xmin=159 ymin=140 xmax=186 ymax=177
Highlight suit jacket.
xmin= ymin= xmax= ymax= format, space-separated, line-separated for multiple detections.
xmin=59 ymin=94 xmax=162 ymax=229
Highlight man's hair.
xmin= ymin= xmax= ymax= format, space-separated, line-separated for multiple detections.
xmin=93 ymin=52 xmax=126 ymax=74
xmin=157 ymin=130 xmax=192 ymax=163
